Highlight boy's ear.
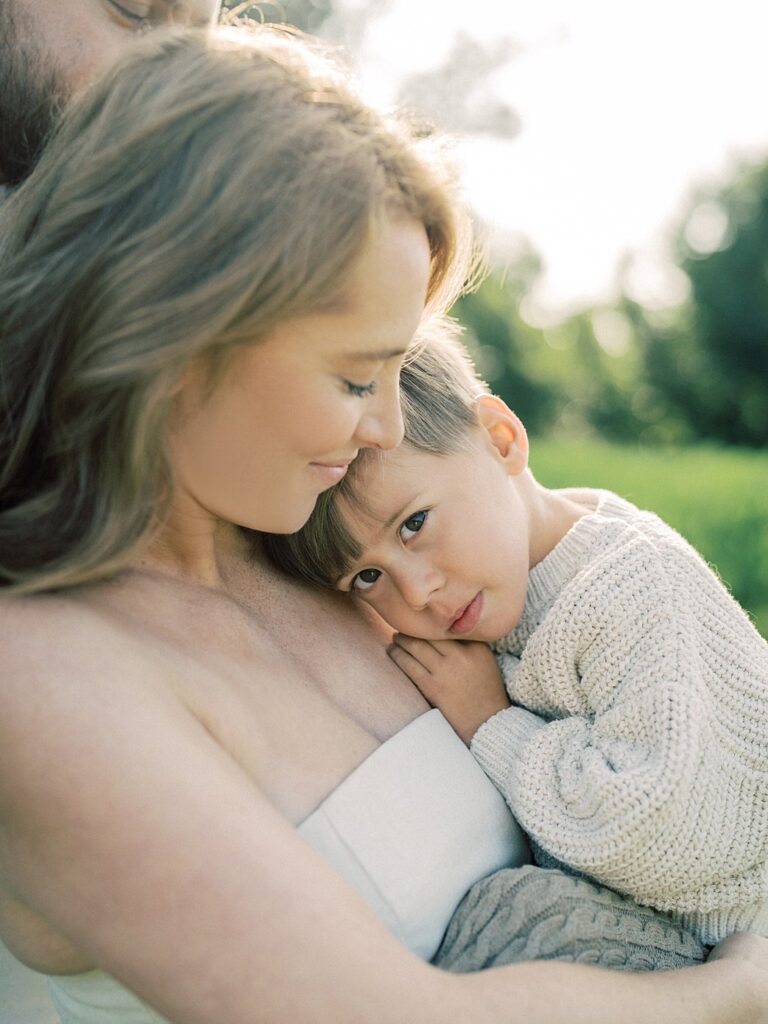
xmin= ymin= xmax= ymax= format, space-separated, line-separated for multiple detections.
xmin=474 ymin=394 xmax=529 ymax=476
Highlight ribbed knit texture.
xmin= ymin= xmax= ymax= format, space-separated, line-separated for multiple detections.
xmin=471 ymin=490 xmax=768 ymax=946
xmin=433 ymin=865 xmax=706 ymax=972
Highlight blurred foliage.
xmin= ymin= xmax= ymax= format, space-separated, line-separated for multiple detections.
xmin=638 ymin=164 xmax=768 ymax=447
xmin=531 ymin=437 xmax=768 ymax=639
xmin=455 ymin=273 xmax=557 ymax=435
xmin=455 ymin=159 xmax=768 ymax=451
xmin=456 ymin=277 xmax=651 ymax=444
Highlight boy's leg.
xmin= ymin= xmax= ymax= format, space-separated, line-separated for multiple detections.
xmin=433 ymin=865 xmax=707 ymax=973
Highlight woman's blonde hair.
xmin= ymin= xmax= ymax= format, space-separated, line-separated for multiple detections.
xmin=0 ymin=25 xmax=473 ymax=594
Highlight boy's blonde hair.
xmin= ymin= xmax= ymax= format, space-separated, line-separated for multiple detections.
xmin=0 ymin=26 xmax=473 ymax=593
xmin=263 ymin=320 xmax=488 ymax=587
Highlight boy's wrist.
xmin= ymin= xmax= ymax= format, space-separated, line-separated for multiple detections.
xmin=455 ymin=694 xmax=511 ymax=745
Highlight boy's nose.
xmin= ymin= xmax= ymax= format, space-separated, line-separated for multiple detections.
xmin=399 ymin=566 xmax=443 ymax=611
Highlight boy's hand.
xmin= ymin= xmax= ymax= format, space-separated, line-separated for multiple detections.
xmin=387 ymin=634 xmax=510 ymax=744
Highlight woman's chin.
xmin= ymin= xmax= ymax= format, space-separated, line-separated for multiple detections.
xmin=256 ymin=496 xmax=321 ymax=536
xmin=238 ymin=470 xmax=341 ymax=535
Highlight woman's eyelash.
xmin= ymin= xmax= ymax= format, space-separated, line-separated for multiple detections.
xmin=345 ymin=380 xmax=377 ymax=398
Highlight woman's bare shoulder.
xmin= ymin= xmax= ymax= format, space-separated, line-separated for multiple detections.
xmin=0 ymin=591 xmax=192 ymax=814
xmin=0 ymin=591 xmax=161 ymax=706
xmin=0 ymin=588 xmax=131 ymax=645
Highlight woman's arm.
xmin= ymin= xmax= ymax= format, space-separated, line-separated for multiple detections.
xmin=0 ymin=604 xmax=764 ymax=1024
xmin=457 ymin=948 xmax=765 ymax=1024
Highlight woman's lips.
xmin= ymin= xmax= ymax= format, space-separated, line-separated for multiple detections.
xmin=309 ymin=461 xmax=352 ymax=485
xmin=449 ymin=591 xmax=484 ymax=635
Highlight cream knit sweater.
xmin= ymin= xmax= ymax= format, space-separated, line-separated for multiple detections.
xmin=471 ymin=490 xmax=768 ymax=946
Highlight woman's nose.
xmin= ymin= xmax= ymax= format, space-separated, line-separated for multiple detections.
xmin=355 ymin=376 xmax=405 ymax=451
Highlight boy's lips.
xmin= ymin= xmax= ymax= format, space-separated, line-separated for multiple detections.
xmin=449 ymin=592 xmax=484 ymax=635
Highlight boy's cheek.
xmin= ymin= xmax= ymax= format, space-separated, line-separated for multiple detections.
xmin=353 ymin=588 xmax=438 ymax=640
xmin=352 ymin=591 xmax=393 ymax=626
xmin=353 ymin=596 xmax=397 ymax=644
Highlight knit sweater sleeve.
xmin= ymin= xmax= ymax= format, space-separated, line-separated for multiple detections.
xmin=471 ymin=521 xmax=768 ymax=923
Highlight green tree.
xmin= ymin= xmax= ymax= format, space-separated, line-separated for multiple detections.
xmin=640 ymin=163 xmax=768 ymax=448
xmin=455 ymin=273 xmax=559 ymax=436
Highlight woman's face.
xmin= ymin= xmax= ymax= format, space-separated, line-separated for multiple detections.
xmin=170 ymin=216 xmax=432 ymax=534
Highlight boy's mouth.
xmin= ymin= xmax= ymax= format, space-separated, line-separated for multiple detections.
xmin=449 ymin=592 xmax=484 ymax=635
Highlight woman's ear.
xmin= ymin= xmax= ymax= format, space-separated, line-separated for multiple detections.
xmin=474 ymin=394 xmax=529 ymax=476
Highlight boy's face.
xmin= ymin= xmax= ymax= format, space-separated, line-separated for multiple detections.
xmin=336 ymin=428 xmax=532 ymax=643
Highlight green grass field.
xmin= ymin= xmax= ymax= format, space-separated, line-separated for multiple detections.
xmin=529 ymin=438 xmax=768 ymax=638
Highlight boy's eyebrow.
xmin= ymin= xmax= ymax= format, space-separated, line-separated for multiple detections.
xmin=382 ymin=492 xmax=421 ymax=530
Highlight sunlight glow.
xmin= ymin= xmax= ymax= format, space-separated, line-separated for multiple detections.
xmin=334 ymin=0 xmax=768 ymax=316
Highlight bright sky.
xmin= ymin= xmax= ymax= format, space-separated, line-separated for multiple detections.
xmin=332 ymin=0 xmax=768 ymax=318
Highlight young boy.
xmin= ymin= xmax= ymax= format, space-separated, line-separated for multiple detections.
xmin=266 ymin=323 xmax=768 ymax=967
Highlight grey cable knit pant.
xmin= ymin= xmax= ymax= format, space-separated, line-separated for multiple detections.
xmin=432 ymin=866 xmax=707 ymax=973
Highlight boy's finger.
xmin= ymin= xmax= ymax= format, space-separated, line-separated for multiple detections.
xmin=387 ymin=643 xmax=434 ymax=687
xmin=392 ymin=634 xmax=442 ymax=667
xmin=430 ymin=638 xmax=474 ymax=657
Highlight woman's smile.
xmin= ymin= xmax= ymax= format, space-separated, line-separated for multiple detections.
xmin=309 ymin=458 xmax=356 ymax=487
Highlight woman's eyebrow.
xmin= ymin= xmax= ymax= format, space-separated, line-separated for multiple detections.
xmin=345 ymin=347 xmax=408 ymax=362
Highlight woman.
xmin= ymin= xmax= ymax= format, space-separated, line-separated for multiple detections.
xmin=0 ymin=26 xmax=765 ymax=1024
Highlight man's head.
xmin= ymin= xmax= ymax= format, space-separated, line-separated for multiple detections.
xmin=264 ymin=324 xmax=534 ymax=643
xmin=0 ymin=0 xmax=221 ymax=184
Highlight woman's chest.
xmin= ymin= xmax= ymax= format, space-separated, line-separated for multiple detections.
xmin=125 ymin=577 xmax=427 ymax=824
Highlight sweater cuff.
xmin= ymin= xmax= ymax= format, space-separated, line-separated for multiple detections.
xmin=471 ymin=706 xmax=547 ymax=794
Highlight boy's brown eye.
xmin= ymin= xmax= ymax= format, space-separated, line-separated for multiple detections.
xmin=399 ymin=510 xmax=427 ymax=542
xmin=351 ymin=568 xmax=381 ymax=592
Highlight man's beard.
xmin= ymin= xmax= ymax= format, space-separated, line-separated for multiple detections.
xmin=0 ymin=3 xmax=64 ymax=186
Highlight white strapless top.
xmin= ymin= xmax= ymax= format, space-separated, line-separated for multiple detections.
xmin=46 ymin=710 xmax=529 ymax=1023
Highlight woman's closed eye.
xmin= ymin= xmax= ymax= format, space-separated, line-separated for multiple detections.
xmin=345 ymin=380 xmax=377 ymax=398
xmin=399 ymin=509 xmax=428 ymax=542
